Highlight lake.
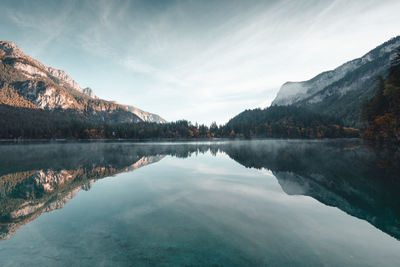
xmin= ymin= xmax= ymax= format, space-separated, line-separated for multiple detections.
xmin=0 ymin=140 xmax=399 ymax=266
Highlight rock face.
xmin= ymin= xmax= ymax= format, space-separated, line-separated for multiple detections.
xmin=82 ymin=87 xmax=97 ymax=98
xmin=0 ymin=41 xmax=166 ymax=123
xmin=1 ymin=41 xmax=82 ymax=92
xmin=47 ymin=67 xmax=82 ymax=92
xmin=0 ymin=41 xmax=26 ymax=58
xmin=272 ymin=36 xmax=400 ymax=126
xmin=125 ymin=105 xmax=167 ymax=124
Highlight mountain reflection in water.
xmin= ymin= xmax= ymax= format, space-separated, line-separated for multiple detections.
xmin=0 ymin=140 xmax=399 ymax=241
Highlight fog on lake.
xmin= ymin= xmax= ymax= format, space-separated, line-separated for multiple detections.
xmin=0 ymin=140 xmax=399 ymax=266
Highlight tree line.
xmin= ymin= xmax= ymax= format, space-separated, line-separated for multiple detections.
xmin=0 ymin=104 xmax=359 ymax=140
xmin=361 ymin=49 xmax=400 ymax=145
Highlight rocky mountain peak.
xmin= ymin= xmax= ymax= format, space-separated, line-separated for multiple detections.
xmin=82 ymin=87 xmax=97 ymax=98
xmin=0 ymin=41 xmax=82 ymax=92
xmin=0 ymin=41 xmax=26 ymax=58
xmin=47 ymin=66 xmax=82 ymax=92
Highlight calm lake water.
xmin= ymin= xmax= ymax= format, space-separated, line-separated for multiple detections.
xmin=0 ymin=140 xmax=399 ymax=266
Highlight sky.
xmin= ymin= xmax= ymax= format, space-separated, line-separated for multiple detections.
xmin=1 ymin=0 xmax=399 ymax=124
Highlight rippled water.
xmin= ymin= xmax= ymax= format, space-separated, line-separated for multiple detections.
xmin=0 ymin=140 xmax=399 ymax=266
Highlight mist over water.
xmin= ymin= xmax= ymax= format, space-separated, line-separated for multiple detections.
xmin=0 ymin=140 xmax=399 ymax=266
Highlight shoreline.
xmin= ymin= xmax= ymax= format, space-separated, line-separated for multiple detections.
xmin=0 ymin=137 xmax=362 ymax=144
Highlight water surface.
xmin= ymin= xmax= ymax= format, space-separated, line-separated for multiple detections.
xmin=0 ymin=140 xmax=399 ymax=266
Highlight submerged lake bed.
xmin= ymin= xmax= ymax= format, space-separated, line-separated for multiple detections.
xmin=0 ymin=140 xmax=399 ymax=266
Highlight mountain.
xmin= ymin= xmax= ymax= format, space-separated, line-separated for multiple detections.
xmin=272 ymin=36 xmax=400 ymax=126
xmin=0 ymin=41 xmax=165 ymax=123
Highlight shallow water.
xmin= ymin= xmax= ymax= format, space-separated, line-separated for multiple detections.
xmin=0 ymin=140 xmax=399 ymax=266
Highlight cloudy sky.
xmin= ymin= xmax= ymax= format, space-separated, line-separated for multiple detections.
xmin=1 ymin=0 xmax=399 ymax=124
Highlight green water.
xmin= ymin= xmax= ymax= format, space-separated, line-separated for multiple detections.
xmin=0 ymin=140 xmax=399 ymax=266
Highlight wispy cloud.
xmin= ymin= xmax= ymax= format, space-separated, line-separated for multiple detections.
xmin=2 ymin=0 xmax=400 ymax=124
xmin=5 ymin=1 xmax=77 ymax=56
xmin=120 ymin=57 xmax=190 ymax=87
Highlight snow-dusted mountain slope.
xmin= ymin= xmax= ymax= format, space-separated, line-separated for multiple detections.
xmin=271 ymin=36 xmax=400 ymax=126
xmin=273 ymin=36 xmax=400 ymax=106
